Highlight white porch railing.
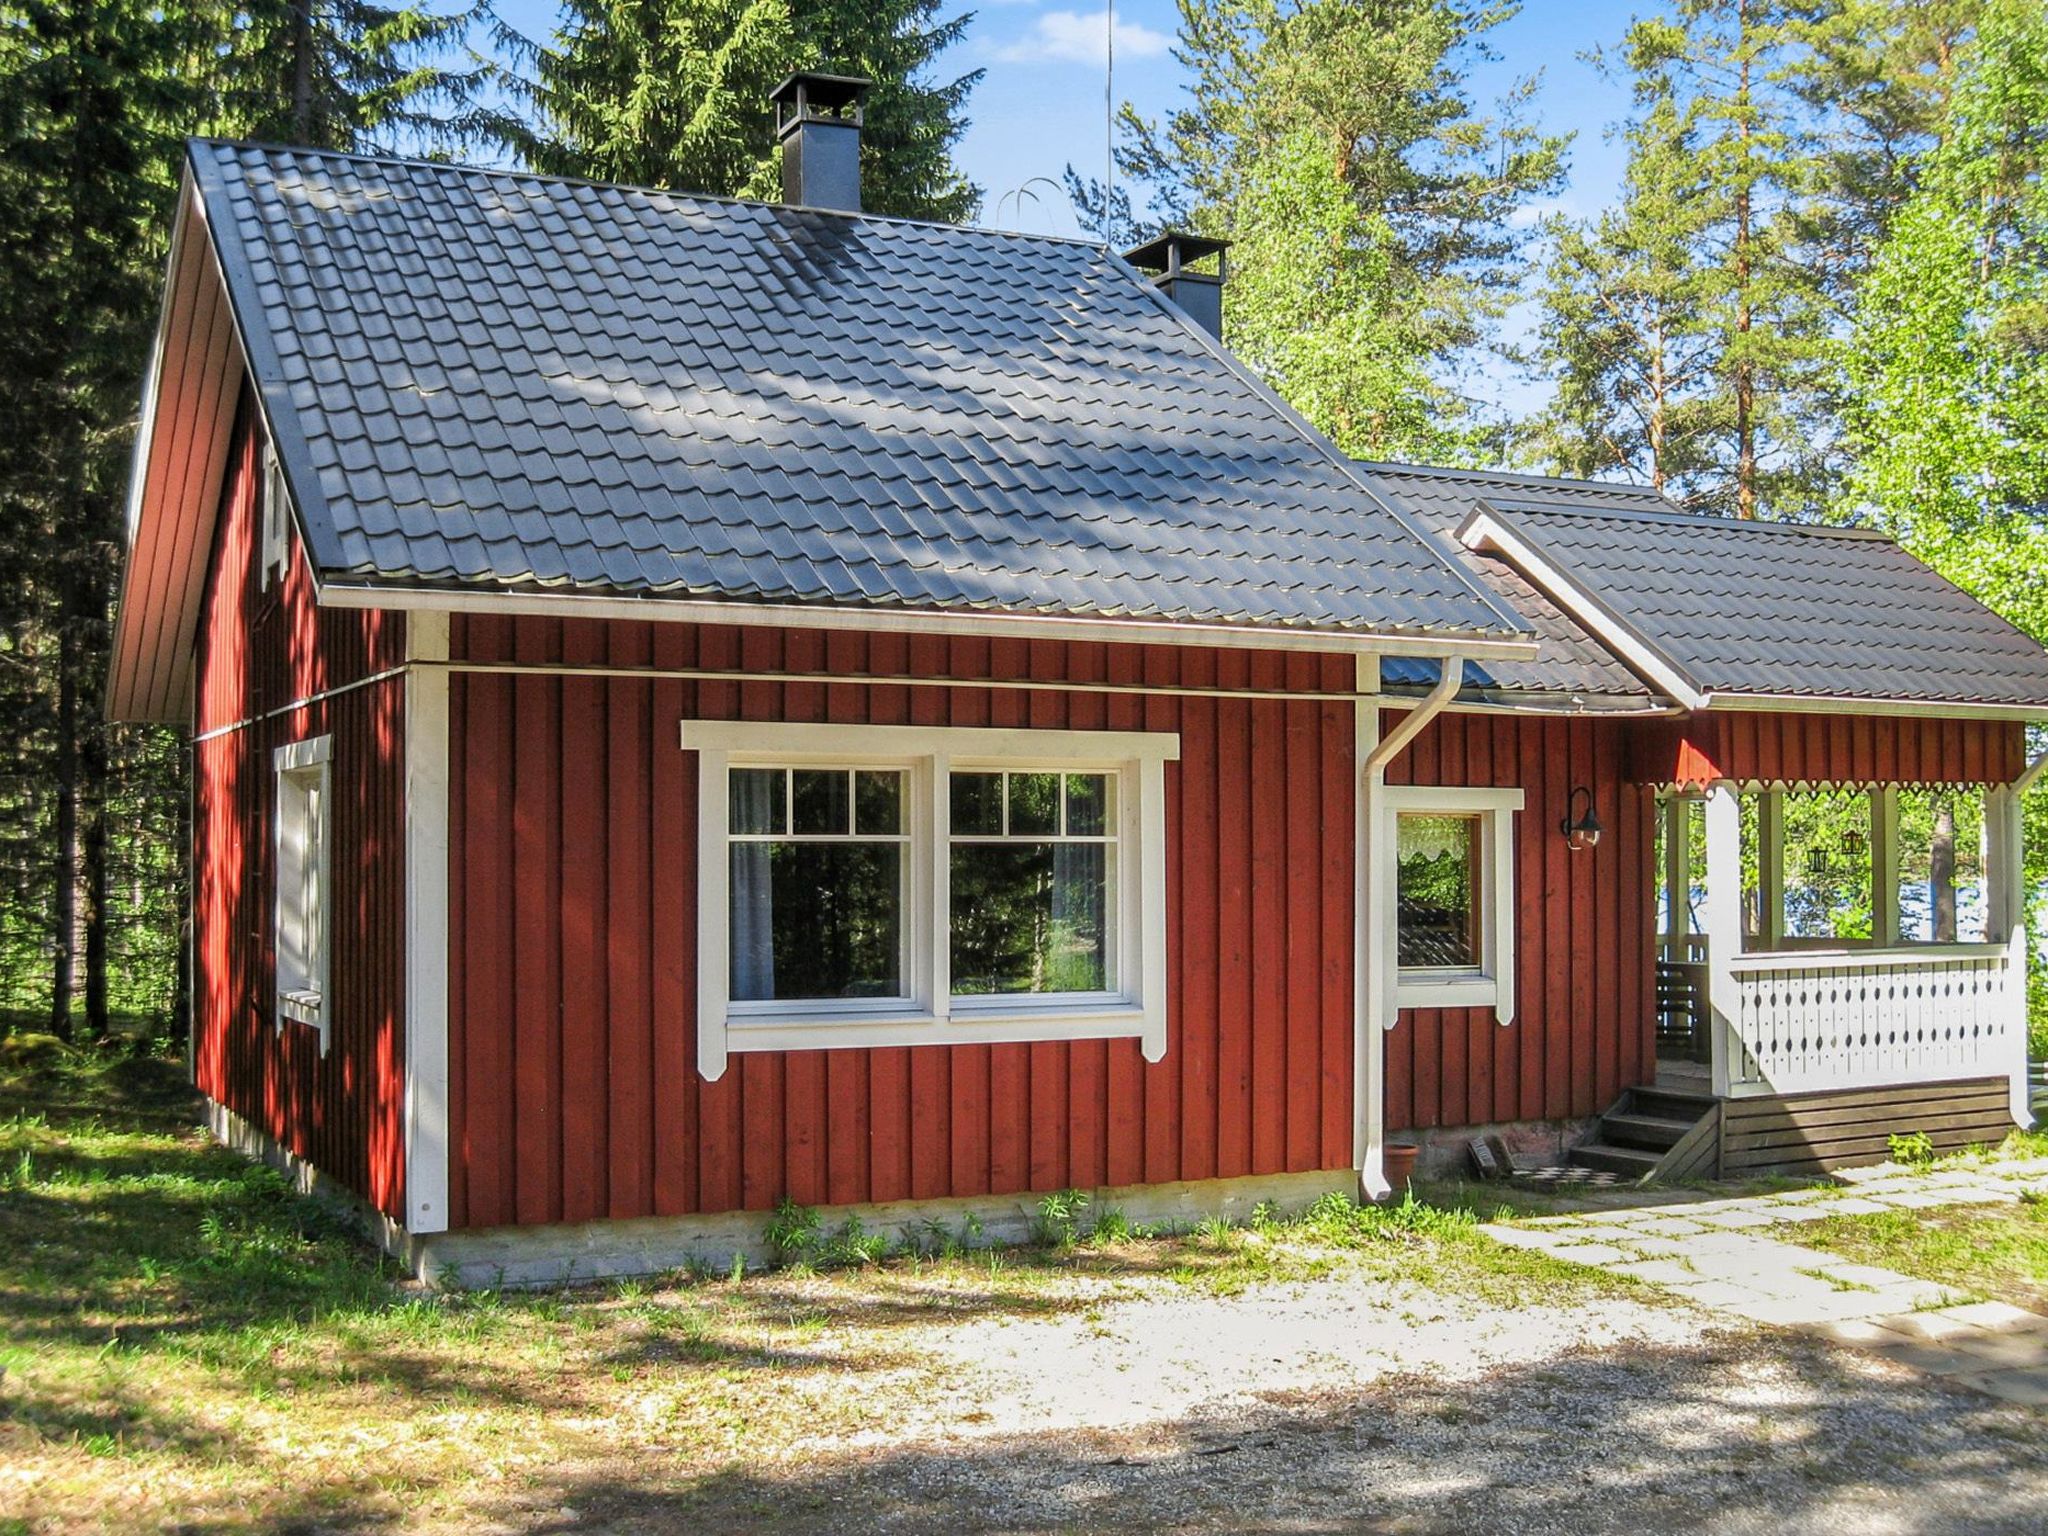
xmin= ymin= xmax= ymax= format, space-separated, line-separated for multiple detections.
xmin=1718 ymin=933 xmax=2029 ymax=1100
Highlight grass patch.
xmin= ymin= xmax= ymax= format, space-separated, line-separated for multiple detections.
xmin=1788 ymin=1200 xmax=2048 ymax=1313
xmin=0 ymin=1043 xmax=1634 ymax=1531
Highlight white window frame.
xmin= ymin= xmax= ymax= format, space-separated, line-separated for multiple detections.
xmin=273 ymin=734 xmax=333 ymax=1050
xmin=681 ymin=720 xmax=1179 ymax=1081
xmin=1383 ymin=785 xmax=1521 ymax=1022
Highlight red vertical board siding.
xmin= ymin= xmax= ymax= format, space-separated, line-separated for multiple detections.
xmin=1382 ymin=709 xmax=1657 ymax=1132
xmin=443 ymin=621 xmax=1359 ymax=1225
xmin=191 ymin=397 xmax=408 ymax=1219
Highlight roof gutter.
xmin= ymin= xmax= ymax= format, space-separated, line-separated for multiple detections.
xmin=1366 ymin=656 xmax=1463 ymax=774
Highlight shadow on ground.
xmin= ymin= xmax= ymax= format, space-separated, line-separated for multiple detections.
xmin=229 ymin=1329 xmax=2048 ymax=1536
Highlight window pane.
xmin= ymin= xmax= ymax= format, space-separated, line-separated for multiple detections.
xmin=855 ymin=770 xmax=903 ymax=835
xmin=951 ymin=843 xmax=1111 ymax=995
xmin=730 ymin=842 xmax=903 ymax=1001
xmin=951 ymin=772 xmax=1003 ymax=836
xmin=1065 ymin=773 xmax=1110 ymax=836
xmin=1010 ymin=772 xmax=1060 ymax=835
xmin=731 ymin=769 xmax=784 ymax=835
xmin=1396 ymin=814 xmax=1479 ymax=969
xmin=791 ymin=769 xmax=850 ymax=835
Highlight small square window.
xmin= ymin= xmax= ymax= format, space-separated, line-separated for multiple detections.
xmin=1384 ymin=786 xmax=1521 ymax=1024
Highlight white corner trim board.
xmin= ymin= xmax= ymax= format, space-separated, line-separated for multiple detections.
xmin=1379 ymin=784 xmax=1523 ymax=1027
xmin=403 ymin=612 xmax=452 ymax=1236
xmin=680 ymin=719 xmax=1180 ymax=1081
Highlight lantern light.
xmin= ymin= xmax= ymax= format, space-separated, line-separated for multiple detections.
xmin=1561 ymin=786 xmax=1602 ymax=852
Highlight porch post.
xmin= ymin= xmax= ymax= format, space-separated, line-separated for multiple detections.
xmin=1987 ymin=782 xmax=2031 ymax=1126
xmin=1354 ymin=656 xmax=1389 ymax=1199
xmin=1662 ymin=793 xmax=1690 ymax=943
xmin=1757 ymin=788 xmax=1784 ymax=950
xmin=1701 ymin=782 xmax=1744 ymax=1098
xmin=1872 ymin=787 xmax=1900 ymax=948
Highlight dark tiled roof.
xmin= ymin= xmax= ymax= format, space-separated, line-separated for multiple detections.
xmin=1352 ymin=463 xmax=1661 ymax=698
xmin=190 ymin=141 xmax=1528 ymax=643
xmin=1484 ymin=504 xmax=2048 ymax=708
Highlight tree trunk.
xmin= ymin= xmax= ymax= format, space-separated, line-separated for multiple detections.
xmin=1733 ymin=3 xmax=1757 ymax=520
xmin=173 ymin=742 xmax=192 ymax=1048
xmin=83 ymin=720 xmax=109 ymax=1038
xmin=49 ymin=638 xmax=78 ymax=1041
xmin=1649 ymin=315 xmax=1668 ymax=493
xmin=1932 ymin=797 xmax=1957 ymax=944
xmin=292 ymin=0 xmax=316 ymax=144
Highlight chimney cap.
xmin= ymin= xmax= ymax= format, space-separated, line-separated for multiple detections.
xmin=770 ymin=71 xmax=872 ymax=133
xmin=1122 ymin=231 xmax=1230 ymax=277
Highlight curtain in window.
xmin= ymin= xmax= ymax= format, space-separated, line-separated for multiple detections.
xmin=730 ymin=773 xmax=778 ymax=1000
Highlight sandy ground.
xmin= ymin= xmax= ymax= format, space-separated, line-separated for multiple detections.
xmin=472 ymin=1271 xmax=2048 ymax=1535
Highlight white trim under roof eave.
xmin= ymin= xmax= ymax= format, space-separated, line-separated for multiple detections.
xmin=1701 ymin=692 xmax=2048 ymax=723
xmin=1456 ymin=504 xmax=1709 ymax=712
xmin=317 ymin=583 xmax=1545 ymax=663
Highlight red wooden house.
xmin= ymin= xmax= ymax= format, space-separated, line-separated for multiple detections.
xmin=110 ymin=81 xmax=2048 ymax=1283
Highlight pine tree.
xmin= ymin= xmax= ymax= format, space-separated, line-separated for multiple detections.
xmin=519 ymin=0 xmax=981 ymax=221
xmin=1529 ymin=95 xmax=1724 ymax=496
xmin=1085 ymin=0 xmax=1566 ymax=459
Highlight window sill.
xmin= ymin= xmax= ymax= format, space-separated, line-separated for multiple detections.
xmin=725 ymin=1004 xmax=1154 ymax=1056
xmin=1395 ymin=974 xmax=1501 ymax=1012
xmin=278 ymin=990 xmax=324 ymax=1027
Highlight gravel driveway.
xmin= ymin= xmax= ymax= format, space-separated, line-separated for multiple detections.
xmin=486 ymin=1270 xmax=2048 ymax=1534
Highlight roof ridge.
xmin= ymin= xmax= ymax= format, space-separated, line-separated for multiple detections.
xmin=186 ymin=136 xmax=1116 ymax=253
xmin=1505 ymin=500 xmax=1896 ymax=541
xmin=1354 ymin=459 xmax=1670 ymax=497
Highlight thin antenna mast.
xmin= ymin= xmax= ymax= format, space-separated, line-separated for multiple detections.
xmin=1105 ymin=0 xmax=1115 ymax=229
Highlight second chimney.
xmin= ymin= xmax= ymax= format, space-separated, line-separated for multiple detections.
xmin=770 ymin=71 xmax=871 ymax=213
xmin=1122 ymin=233 xmax=1231 ymax=339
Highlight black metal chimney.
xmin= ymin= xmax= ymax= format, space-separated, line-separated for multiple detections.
xmin=769 ymin=71 xmax=871 ymax=213
xmin=1122 ymin=233 xmax=1231 ymax=339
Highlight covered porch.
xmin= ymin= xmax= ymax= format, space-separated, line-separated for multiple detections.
xmin=1647 ymin=713 xmax=2034 ymax=1130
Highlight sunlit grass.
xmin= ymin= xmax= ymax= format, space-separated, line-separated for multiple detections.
xmin=1789 ymin=1197 xmax=2048 ymax=1313
xmin=0 ymin=1043 xmax=1634 ymax=1531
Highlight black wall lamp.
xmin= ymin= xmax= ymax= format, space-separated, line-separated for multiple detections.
xmin=1562 ymin=786 xmax=1602 ymax=851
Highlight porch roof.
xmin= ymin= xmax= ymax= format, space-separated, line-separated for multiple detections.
xmin=1457 ymin=502 xmax=2048 ymax=714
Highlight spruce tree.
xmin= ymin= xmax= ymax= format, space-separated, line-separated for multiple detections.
xmin=520 ymin=0 xmax=981 ymax=221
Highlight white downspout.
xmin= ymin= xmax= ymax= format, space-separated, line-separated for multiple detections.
xmin=1356 ymin=655 xmax=1464 ymax=1201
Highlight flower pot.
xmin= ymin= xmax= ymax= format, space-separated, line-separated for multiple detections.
xmin=1381 ymin=1142 xmax=1420 ymax=1199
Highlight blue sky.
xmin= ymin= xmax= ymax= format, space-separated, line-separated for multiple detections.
xmin=491 ymin=1 xmax=1645 ymax=236
xmin=490 ymin=0 xmax=1651 ymax=409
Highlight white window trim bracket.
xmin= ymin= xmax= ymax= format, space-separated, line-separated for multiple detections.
xmin=1380 ymin=783 xmax=1522 ymax=1026
xmin=680 ymin=720 xmax=1180 ymax=1081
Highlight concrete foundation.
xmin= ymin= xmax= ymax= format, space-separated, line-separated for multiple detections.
xmin=205 ymin=1095 xmax=1357 ymax=1289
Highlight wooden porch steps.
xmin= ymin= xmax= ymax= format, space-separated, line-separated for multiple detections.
xmin=1568 ymin=1087 xmax=1721 ymax=1184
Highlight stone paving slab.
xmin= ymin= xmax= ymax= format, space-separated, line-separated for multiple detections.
xmin=1478 ymin=1157 xmax=2048 ymax=1409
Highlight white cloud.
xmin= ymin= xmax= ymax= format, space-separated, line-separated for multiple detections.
xmin=995 ymin=9 xmax=1173 ymax=67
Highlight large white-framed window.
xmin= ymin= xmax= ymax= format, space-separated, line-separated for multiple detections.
xmin=1382 ymin=785 xmax=1521 ymax=1021
xmin=681 ymin=721 xmax=1179 ymax=1080
xmin=273 ymin=735 xmax=332 ymax=1050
